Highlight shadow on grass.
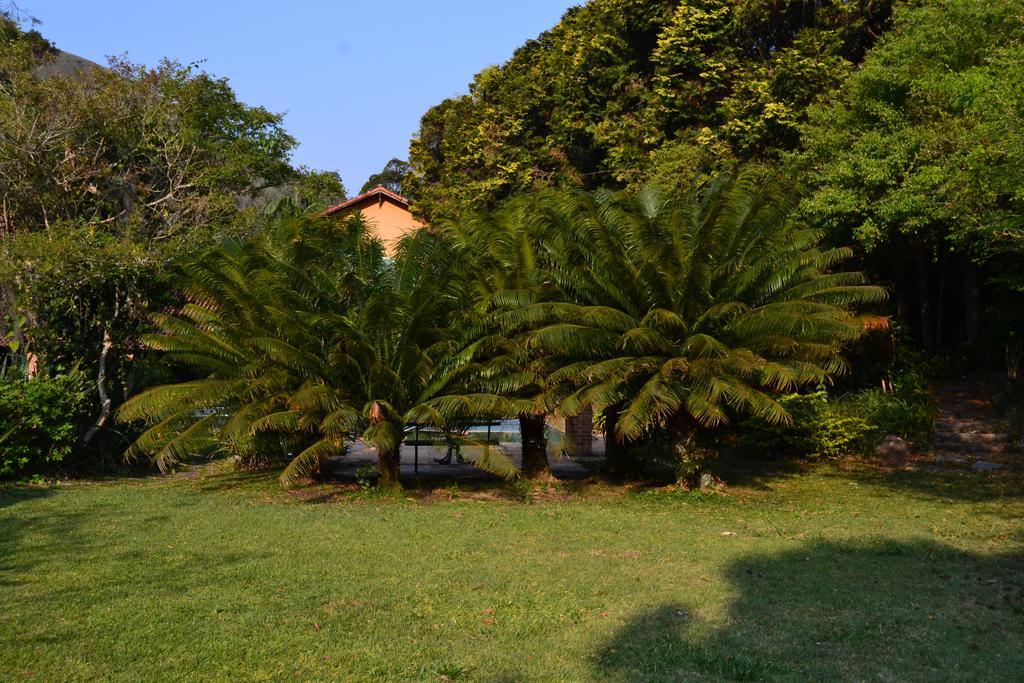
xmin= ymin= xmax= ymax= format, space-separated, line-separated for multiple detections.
xmin=0 ymin=485 xmax=53 ymax=510
xmin=713 ymin=447 xmax=1024 ymax=507
xmin=0 ymin=486 xmax=83 ymax=585
xmin=711 ymin=450 xmax=813 ymax=491
xmin=183 ymin=468 xmax=281 ymax=494
xmin=834 ymin=460 xmax=1024 ymax=506
xmin=593 ymin=540 xmax=1024 ymax=682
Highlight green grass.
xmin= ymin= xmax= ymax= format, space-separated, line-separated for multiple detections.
xmin=1 ymin=459 xmax=1022 ymax=681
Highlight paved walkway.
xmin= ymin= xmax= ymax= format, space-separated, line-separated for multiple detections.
xmin=329 ymin=437 xmax=606 ymax=482
xmin=931 ymin=375 xmax=1017 ymax=471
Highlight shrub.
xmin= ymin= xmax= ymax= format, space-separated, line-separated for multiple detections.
xmin=839 ymin=389 xmax=932 ymax=446
xmin=0 ymin=373 xmax=89 ymax=479
xmin=838 ymin=361 xmax=933 ymax=446
xmin=740 ymin=368 xmax=934 ymax=459
xmin=741 ymin=391 xmax=872 ymax=459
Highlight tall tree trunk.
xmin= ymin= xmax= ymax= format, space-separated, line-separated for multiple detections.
xmin=962 ymin=256 xmax=981 ymax=347
xmin=377 ymin=444 xmax=402 ymax=489
xmin=519 ymin=413 xmax=549 ymax=479
xmin=915 ymin=247 xmax=935 ymax=353
xmin=82 ymin=330 xmax=114 ymax=445
xmin=935 ymin=251 xmax=948 ymax=350
xmin=603 ymin=405 xmax=631 ymax=479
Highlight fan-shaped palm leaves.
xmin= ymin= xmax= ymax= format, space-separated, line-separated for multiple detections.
xmin=492 ymin=173 xmax=886 ymax=475
xmin=438 ymin=201 xmax=560 ymax=477
xmin=119 ymin=213 xmax=519 ymax=487
xmin=121 ymin=172 xmax=883 ymax=488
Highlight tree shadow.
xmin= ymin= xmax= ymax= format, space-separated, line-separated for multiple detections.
xmin=0 ymin=486 xmax=81 ymax=584
xmin=594 ymin=540 xmax=1024 ymax=681
xmin=713 ymin=446 xmax=1024 ymax=506
xmin=0 ymin=485 xmax=53 ymax=510
xmin=831 ymin=457 xmax=1024 ymax=506
xmin=711 ymin=450 xmax=815 ymax=491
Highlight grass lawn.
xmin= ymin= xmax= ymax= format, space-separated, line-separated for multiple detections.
xmin=1 ymin=459 xmax=1022 ymax=682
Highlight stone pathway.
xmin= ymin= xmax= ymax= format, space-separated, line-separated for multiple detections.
xmin=329 ymin=436 xmax=607 ymax=483
xmin=931 ymin=376 xmax=1016 ymax=471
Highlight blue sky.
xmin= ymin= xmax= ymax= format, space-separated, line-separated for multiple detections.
xmin=25 ymin=1 xmax=579 ymax=194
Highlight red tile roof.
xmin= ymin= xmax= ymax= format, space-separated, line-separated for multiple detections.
xmin=324 ymin=185 xmax=411 ymax=215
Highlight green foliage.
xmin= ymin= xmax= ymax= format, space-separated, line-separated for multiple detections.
xmin=796 ymin=0 xmax=1024 ymax=354
xmin=839 ymin=388 xmax=932 ymax=446
xmin=492 ymin=174 xmax=884 ymax=449
xmin=293 ymin=168 xmax=348 ymax=211
xmin=0 ymin=228 xmax=156 ymax=369
xmin=741 ymin=390 xmax=871 ymax=459
xmin=0 ymin=20 xmax=342 ymax=467
xmin=798 ymin=0 xmax=1024 ymax=263
xmin=741 ymin=363 xmax=933 ymax=459
xmin=360 ymin=158 xmax=411 ymax=195
xmin=0 ymin=372 xmax=88 ymax=478
xmin=407 ymin=0 xmax=893 ymax=219
xmin=438 ymin=208 xmax=551 ymax=475
xmin=118 ymin=213 xmax=522 ymax=487
xmin=0 ymin=9 xmax=53 ymax=61
xmin=0 ymin=52 xmax=296 ymax=237
xmin=626 ymin=428 xmax=719 ymax=486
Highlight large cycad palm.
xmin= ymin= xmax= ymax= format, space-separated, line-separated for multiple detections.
xmin=499 ymin=174 xmax=886 ymax=475
xmin=119 ymin=215 xmax=516 ymax=487
xmin=438 ymin=201 xmax=557 ymax=478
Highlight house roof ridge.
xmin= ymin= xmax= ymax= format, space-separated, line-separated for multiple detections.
xmin=325 ymin=185 xmax=410 ymax=215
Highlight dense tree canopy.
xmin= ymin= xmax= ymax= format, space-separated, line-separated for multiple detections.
xmin=799 ymin=0 xmax=1024 ymax=262
xmin=406 ymin=0 xmax=894 ymax=220
xmin=360 ymin=158 xmax=411 ymax=196
xmin=0 ymin=56 xmax=296 ymax=238
xmin=796 ymin=0 xmax=1024 ymax=351
xmin=0 ymin=16 xmax=346 ymax=449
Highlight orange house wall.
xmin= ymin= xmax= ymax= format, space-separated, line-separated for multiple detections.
xmin=338 ymin=198 xmax=424 ymax=255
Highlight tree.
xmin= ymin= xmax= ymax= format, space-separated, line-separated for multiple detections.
xmin=118 ymin=215 xmax=519 ymax=487
xmin=0 ymin=53 xmax=296 ymax=238
xmin=406 ymin=0 xmax=893 ymax=220
xmin=440 ymin=201 xmax=556 ymax=478
xmin=795 ymin=0 xmax=1024 ymax=353
xmin=0 ymin=18 xmax=330 ymax=452
xmin=360 ymin=158 xmax=411 ymax=196
xmin=495 ymin=174 xmax=885 ymax=483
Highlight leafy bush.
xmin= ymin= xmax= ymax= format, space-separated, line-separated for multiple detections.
xmin=838 ymin=390 xmax=932 ymax=447
xmin=0 ymin=373 xmax=89 ymax=478
xmin=741 ymin=391 xmax=872 ymax=459
xmin=741 ymin=369 xmax=934 ymax=459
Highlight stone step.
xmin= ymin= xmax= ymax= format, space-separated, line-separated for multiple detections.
xmin=932 ymin=431 xmax=1009 ymax=445
xmin=934 ymin=414 xmax=998 ymax=424
xmin=933 ymin=441 xmax=1005 ymax=455
xmin=934 ymin=423 xmax=1003 ymax=434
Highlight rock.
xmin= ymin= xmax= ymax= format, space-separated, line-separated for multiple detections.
xmin=971 ymin=461 xmax=1004 ymax=471
xmin=877 ymin=435 xmax=908 ymax=458
xmin=935 ymin=453 xmax=968 ymax=464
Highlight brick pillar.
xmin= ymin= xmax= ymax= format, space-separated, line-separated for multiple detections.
xmin=564 ymin=405 xmax=593 ymax=457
